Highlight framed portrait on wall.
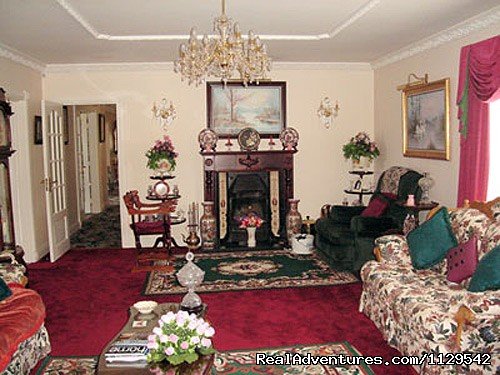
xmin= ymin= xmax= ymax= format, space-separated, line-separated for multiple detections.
xmin=401 ymin=78 xmax=450 ymax=160
xmin=207 ymin=81 xmax=286 ymax=137
xmin=98 ymin=113 xmax=105 ymax=143
xmin=34 ymin=116 xmax=42 ymax=145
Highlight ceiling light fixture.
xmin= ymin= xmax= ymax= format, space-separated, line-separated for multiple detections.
xmin=174 ymin=0 xmax=272 ymax=86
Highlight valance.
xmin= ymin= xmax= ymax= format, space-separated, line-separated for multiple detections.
xmin=457 ymin=35 xmax=500 ymax=136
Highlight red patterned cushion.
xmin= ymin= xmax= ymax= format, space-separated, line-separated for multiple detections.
xmin=133 ymin=221 xmax=164 ymax=235
xmin=361 ymin=195 xmax=390 ymax=217
xmin=446 ymin=236 xmax=479 ymax=283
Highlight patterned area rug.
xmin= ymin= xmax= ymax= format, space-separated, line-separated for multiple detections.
xmin=214 ymin=341 xmax=374 ymax=374
xmin=34 ymin=343 xmax=372 ymax=375
xmin=36 ymin=356 xmax=98 ymax=375
xmin=143 ymin=249 xmax=358 ymax=295
xmin=70 ymin=204 xmax=122 ymax=248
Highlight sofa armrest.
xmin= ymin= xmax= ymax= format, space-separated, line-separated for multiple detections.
xmin=350 ymin=216 xmax=395 ymax=236
xmin=372 ymin=234 xmax=411 ymax=264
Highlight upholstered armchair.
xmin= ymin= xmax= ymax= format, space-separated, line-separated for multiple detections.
xmin=315 ymin=167 xmax=423 ymax=274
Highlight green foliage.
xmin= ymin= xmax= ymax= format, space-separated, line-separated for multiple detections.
xmin=342 ymin=131 xmax=380 ymax=161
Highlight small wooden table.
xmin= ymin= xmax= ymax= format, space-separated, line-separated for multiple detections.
xmin=97 ymin=303 xmax=211 ymax=374
xmin=396 ymin=201 xmax=439 ymax=226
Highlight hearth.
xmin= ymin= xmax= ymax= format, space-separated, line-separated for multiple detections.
xmin=227 ymin=172 xmax=270 ymax=246
xmin=201 ymin=150 xmax=296 ymax=249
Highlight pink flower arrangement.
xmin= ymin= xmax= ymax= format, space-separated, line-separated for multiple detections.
xmin=342 ymin=131 xmax=380 ymax=161
xmin=146 ymin=135 xmax=179 ymax=171
xmin=237 ymin=212 xmax=264 ymax=229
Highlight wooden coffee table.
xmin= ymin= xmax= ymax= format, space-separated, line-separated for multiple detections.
xmin=97 ymin=303 xmax=211 ymax=374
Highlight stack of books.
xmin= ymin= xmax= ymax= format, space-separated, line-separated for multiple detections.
xmin=104 ymin=339 xmax=149 ymax=367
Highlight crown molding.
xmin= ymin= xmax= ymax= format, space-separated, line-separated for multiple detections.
xmin=0 ymin=42 xmax=46 ymax=72
xmin=371 ymin=5 xmax=500 ymax=69
xmin=45 ymin=61 xmax=373 ymax=73
xmin=55 ymin=0 xmax=380 ymax=42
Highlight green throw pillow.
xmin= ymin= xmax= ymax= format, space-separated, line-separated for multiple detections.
xmin=468 ymin=246 xmax=500 ymax=292
xmin=407 ymin=207 xmax=458 ymax=269
xmin=0 ymin=277 xmax=12 ymax=302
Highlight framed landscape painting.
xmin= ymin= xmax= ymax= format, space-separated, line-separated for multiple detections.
xmin=207 ymin=81 xmax=286 ymax=137
xmin=402 ymin=78 xmax=450 ymax=160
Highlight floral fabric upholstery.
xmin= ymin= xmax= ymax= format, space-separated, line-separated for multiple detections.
xmin=1 ymin=325 xmax=51 ymax=375
xmin=360 ymin=207 xmax=499 ymax=374
xmin=0 ymin=259 xmax=26 ymax=286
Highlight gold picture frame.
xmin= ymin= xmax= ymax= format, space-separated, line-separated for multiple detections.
xmin=401 ymin=78 xmax=450 ymax=160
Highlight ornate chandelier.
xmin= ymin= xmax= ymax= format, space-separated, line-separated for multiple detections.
xmin=174 ymin=0 xmax=271 ymax=86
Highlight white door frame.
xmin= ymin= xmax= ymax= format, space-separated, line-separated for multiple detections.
xmin=9 ymin=93 xmax=41 ymax=262
xmin=63 ymin=100 xmax=126 ymax=247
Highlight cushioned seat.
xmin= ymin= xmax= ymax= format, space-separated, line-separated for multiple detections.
xmin=133 ymin=220 xmax=164 ymax=235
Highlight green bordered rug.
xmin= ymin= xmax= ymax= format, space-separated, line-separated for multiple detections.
xmin=212 ymin=341 xmax=375 ymax=374
xmin=36 ymin=355 xmax=98 ymax=375
xmin=143 ymin=249 xmax=358 ymax=295
xmin=34 ymin=342 xmax=373 ymax=375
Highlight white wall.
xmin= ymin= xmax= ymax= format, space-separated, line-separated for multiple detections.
xmin=0 ymin=57 xmax=49 ymax=262
xmin=374 ymin=25 xmax=500 ymax=207
xmin=43 ymin=67 xmax=374 ymax=247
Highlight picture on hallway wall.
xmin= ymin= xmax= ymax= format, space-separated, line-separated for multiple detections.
xmin=207 ymin=82 xmax=286 ymax=137
xmin=98 ymin=114 xmax=105 ymax=143
xmin=401 ymin=78 xmax=450 ymax=160
xmin=34 ymin=116 xmax=42 ymax=145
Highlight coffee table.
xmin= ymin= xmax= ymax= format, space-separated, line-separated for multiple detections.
xmin=97 ymin=303 xmax=211 ymax=374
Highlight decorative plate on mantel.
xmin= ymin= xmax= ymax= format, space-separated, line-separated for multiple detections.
xmin=198 ymin=129 xmax=218 ymax=152
xmin=238 ymin=127 xmax=260 ymax=151
xmin=279 ymin=127 xmax=299 ymax=150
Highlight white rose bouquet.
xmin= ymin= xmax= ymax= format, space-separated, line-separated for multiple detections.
xmin=147 ymin=311 xmax=215 ymax=367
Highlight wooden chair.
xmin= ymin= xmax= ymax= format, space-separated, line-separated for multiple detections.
xmin=123 ymin=190 xmax=176 ymax=250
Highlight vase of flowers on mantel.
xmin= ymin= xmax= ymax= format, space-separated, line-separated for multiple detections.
xmin=342 ymin=132 xmax=380 ymax=170
xmin=237 ymin=211 xmax=264 ymax=248
xmin=146 ymin=135 xmax=179 ymax=177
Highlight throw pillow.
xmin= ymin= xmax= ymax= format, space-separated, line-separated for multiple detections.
xmin=361 ymin=195 xmax=390 ymax=217
xmin=446 ymin=236 xmax=478 ymax=283
xmin=468 ymin=246 xmax=500 ymax=292
xmin=0 ymin=277 xmax=12 ymax=302
xmin=407 ymin=207 xmax=458 ymax=269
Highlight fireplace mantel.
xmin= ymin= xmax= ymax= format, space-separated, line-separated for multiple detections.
xmin=201 ymin=150 xmax=296 ymax=201
xmin=201 ymin=150 xmax=296 ymax=248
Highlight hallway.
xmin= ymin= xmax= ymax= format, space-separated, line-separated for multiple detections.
xmin=70 ymin=204 xmax=122 ymax=249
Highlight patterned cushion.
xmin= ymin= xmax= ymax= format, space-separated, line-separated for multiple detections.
xmin=446 ymin=237 xmax=478 ymax=284
xmin=132 ymin=221 xmax=164 ymax=235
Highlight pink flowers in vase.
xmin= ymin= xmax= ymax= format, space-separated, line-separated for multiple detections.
xmin=146 ymin=135 xmax=179 ymax=172
xmin=237 ymin=212 xmax=264 ymax=229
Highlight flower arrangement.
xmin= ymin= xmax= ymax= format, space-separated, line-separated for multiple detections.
xmin=147 ymin=311 xmax=215 ymax=368
xmin=342 ymin=132 xmax=380 ymax=161
xmin=237 ymin=212 xmax=264 ymax=229
xmin=146 ymin=135 xmax=179 ymax=172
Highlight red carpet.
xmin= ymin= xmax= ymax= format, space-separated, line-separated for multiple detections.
xmin=28 ymin=248 xmax=415 ymax=374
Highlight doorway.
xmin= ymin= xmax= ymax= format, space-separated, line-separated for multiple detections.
xmin=68 ymin=104 xmax=121 ymax=248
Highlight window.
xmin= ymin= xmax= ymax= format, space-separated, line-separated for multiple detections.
xmin=487 ymin=99 xmax=500 ymax=200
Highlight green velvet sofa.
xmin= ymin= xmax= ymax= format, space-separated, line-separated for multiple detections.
xmin=315 ymin=167 xmax=423 ymax=274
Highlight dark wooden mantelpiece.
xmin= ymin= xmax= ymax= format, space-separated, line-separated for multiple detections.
xmin=201 ymin=150 xmax=296 ymax=202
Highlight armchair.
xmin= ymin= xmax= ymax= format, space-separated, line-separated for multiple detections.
xmin=315 ymin=167 xmax=423 ymax=274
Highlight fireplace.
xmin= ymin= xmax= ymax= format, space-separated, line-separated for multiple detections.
xmin=227 ymin=172 xmax=270 ymax=246
xmin=201 ymin=150 xmax=296 ymax=249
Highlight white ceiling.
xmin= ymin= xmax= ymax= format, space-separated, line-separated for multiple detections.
xmin=0 ymin=0 xmax=499 ymax=68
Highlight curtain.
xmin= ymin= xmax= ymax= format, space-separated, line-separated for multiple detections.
xmin=456 ymin=35 xmax=500 ymax=205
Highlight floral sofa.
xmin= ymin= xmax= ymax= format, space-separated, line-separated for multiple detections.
xmin=359 ymin=203 xmax=499 ymax=374
xmin=0 ymin=252 xmax=51 ymax=375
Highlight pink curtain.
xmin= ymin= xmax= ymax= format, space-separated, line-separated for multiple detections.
xmin=457 ymin=35 xmax=500 ymax=205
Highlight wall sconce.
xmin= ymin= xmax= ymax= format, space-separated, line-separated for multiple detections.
xmin=317 ymin=97 xmax=339 ymax=128
xmin=152 ymin=98 xmax=177 ymax=130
